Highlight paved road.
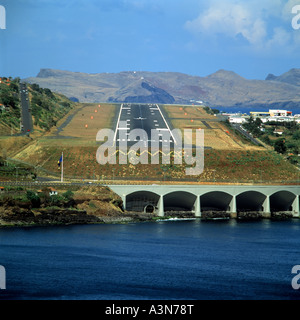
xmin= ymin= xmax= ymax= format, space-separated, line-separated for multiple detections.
xmin=114 ymin=103 xmax=176 ymax=149
xmin=20 ymin=82 xmax=33 ymax=134
xmin=231 ymin=123 xmax=263 ymax=146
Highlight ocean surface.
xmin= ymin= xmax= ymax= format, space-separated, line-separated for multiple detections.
xmin=219 ymin=106 xmax=300 ymax=115
xmin=0 ymin=219 xmax=300 ymax=300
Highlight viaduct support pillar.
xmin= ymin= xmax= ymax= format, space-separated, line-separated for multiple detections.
xmin=229 ymin=195 xmax=237 ymax=219
xmin=158 ymin=195 xmax=164 ymax=217
xmin=122 ymin=195 xmax=127 ymax=211
xmin=194 ymin=195 xmax=201 ymax=218
xmin=292 ymin=195 xmax=300 ymax=218
xmin=263 ymin=195 xmax=271 ymax=218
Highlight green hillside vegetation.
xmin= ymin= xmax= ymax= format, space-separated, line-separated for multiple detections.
xmin=30 ymin=83 xmax=74 ymax=131
xmin=242 ymin=117 xmax=300 ymax=166
xmin=0 ymin=77 xmax=75 ymax=181
xmin=0 ymin=155 xmax=36 ymax=181
xmin=0 ymin=77 xmax=74 ymax=134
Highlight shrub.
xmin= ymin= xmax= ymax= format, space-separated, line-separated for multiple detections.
xmin=274 ymin=138 xmax=287 ymax=154
xmin=62 ymin=190 xmax=74 ymax=200
xmin=292 ymin=131 xmax=300 ymax=140
xmin=26 ymin=190 xmax=41 ymax=208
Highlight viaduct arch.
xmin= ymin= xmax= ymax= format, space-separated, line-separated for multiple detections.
xmin=110 ymin=185 xmax=300 ymax=218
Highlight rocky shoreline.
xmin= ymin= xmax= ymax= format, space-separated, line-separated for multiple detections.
xmin=201 ymin=210 xmax=295 ymax=220
xmin=0 ymin=184 xmax=297 ymax=228
xmin=0 ymin=210 xmax=297 ymax=228
xmin=0 ymin=206 xmax=156 ymax=228
xmin=0 ymin=185 xmax=144 ymax=228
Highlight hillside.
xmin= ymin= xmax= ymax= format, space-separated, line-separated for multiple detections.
xmin=24 ymin=68 xmax=300 ymax=109
xmin=0 ymin=77 xmax=76 ymax=180
xmin=0 ymin=77 xmax=75 ymax=136
xmin=9 ymin=103 xmax=300 ymax=184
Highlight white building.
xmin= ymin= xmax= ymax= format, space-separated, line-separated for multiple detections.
xmin=229 ymin=117 xmax=247 ymax=124
xmin=269 ymin=109 xmax=292 ymax=117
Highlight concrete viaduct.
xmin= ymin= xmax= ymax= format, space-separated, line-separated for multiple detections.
xmin=109 ymin=184 xmax=300 ymax=218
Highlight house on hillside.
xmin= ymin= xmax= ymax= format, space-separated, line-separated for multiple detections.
xmin=48 ymin=187 xmax=58 ymax=196
xmin=37 ymin=187 xmax=58 ymax=197
xmin=274 ymin=128 xmax=284 ymax=135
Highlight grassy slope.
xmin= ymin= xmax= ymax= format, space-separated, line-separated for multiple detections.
xmin=9 ymin=103 xmax=300 ymax=184
xmin=0 ymin=78 xmax=75 ymax=180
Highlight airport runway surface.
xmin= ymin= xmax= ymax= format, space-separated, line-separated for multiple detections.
xmin=114 ymin=103 xmax=176 ymax=149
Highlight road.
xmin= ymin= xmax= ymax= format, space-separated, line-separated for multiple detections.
xmin=231 ymin=123 xmax=263 ymax=146
xmin=20 ymin=82 xmax=33 ymax=134
xmin=114 ymin=103 xmax=176 ymax=149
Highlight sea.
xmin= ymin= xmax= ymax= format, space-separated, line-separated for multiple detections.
xmin=219 ymin=106 xmax=300 ymax=116
xmin=0 ymin=219 xmax=300 ymax=300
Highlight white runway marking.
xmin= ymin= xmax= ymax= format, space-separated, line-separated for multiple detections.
xmin=156 ymin=104 xmax=176 ymax=144
xmin=113 ymin=103 xmax=176 ymax=146
xmin=113 ymin=103 xmax=123 ymax=142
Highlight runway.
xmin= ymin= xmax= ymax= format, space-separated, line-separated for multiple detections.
xmin=113 ymin=103 xmax=176 ymax=149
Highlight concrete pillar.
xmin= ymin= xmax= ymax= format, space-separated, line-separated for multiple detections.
xmin=292 ymin=195 xmax=300 ymax=218
xmin=158 ymin=195 xmax=164 ymax=217
xmin=122 ymin=195 xmax=127 ymax=211
xmin=229 ymin=195 xmax=237 ymax=218
xmin=194 ymin=195 xmax=201 ymax=217
xmin=262 ymin=195 xmax=271 ymax=218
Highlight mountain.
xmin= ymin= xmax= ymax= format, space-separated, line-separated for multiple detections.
xmin=266 ymin=68 xmax=300 ymax=87
xmin=24 ymin=68 xmax=300 ymax=109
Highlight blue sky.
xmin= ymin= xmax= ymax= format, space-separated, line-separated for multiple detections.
xmin=0 ymin=0 xmax=300 ymax=79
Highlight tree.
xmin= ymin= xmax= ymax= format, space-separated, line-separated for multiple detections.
xmin=248 ymin=115 xmax=254 ymax=124
xmin=0 ymin=85 xmax=19 ymax=109
xmin=292 ymin=130 xmax=300 ymax=140
xmin=26 ymin=190 xmax=41 ymax=208
xmin=274 ymin=138 xmax=287 ymax=154
xmin=62 ymin=190 xmax=74 ymax=200
xmin=254 ymin=117 xmax=262 ymax=127
xmin=261 ymin=135 xmax=271 ymax=145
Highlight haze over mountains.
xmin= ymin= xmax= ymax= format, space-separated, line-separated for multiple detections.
xmin=24 ymin=68 xmax=300 ymax=109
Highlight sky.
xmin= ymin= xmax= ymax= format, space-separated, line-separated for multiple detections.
xmin=0 ymin=0 xmax=300 ymax=80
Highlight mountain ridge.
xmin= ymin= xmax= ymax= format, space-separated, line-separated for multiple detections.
xmin=265 ymin=68 xmax=300 ymax=87
xmin=24 ymin=68 xmax=300 ymax=109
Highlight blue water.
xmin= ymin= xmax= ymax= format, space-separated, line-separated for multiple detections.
xmin=0 ymin=219 xmax=300 ymax=300
xmin=219 ymin=106 xmax=300 ymax=115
